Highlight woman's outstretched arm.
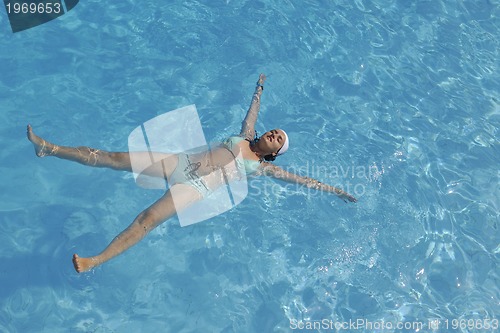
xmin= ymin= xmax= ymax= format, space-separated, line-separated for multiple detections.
xmin=240 ymin=74 xmax=266 ymax=140
xmin=260 ymin=162 xmax=358 ymax=203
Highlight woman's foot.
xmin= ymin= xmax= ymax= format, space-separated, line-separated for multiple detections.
xmin=72 ymin=254 xmax=97 ymax=273
xmin=27 ymin=124 xmax=58 ymax=157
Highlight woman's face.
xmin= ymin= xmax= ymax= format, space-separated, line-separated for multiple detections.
xmin=259 ymin=129 xmax=286 ymax=155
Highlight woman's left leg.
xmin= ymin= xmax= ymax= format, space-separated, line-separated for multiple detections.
xmin=27 ymin=125 xmax=177 ymax=177
xmin=72 ymin=183 xmax=202 ymax=273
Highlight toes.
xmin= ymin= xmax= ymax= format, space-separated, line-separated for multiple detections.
xmin=72 ymin=254 xmax=81 ymax=273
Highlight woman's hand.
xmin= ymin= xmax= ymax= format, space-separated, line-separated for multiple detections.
xmin=339 ymin=192 xmax=358 ymax=203
xmin=257 ymin=73 xmax=266 ymax=88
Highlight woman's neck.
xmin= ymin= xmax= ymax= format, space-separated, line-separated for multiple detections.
xmin=249 ymin=140 xmax=265 ymax=159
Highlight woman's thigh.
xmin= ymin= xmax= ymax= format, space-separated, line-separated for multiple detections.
xmin=130 ymin=152 xmax=179 ymax=179
xmin=167 ymin=183 xmax=203 ymax=213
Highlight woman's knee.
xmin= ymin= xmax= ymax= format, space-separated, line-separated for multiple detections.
xmin=136 ymin=209 xmax=162 ymax=234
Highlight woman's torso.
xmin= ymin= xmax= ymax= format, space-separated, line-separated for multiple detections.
xmin=185 ymin=136 xmax=261 ymax=178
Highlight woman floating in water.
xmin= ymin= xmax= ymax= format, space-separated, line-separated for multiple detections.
xmin=27 ymin=74 xmax=357 ymax=273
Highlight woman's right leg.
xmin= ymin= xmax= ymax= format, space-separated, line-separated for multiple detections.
xmin=72 ymin=183 xmax=202 ymax=272
xmin=27 ymin=125 xmax=176 ymax=178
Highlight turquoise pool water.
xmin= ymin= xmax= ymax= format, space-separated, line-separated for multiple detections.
xmin=1 ymin=1 xmax=498 ymax=332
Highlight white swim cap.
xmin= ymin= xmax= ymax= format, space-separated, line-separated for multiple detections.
xmin=277 ymin=130 xmax=289 ymax=155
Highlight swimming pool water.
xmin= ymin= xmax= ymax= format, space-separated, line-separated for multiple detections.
xmin=0 ymin=0 xmax=498 ymax=332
